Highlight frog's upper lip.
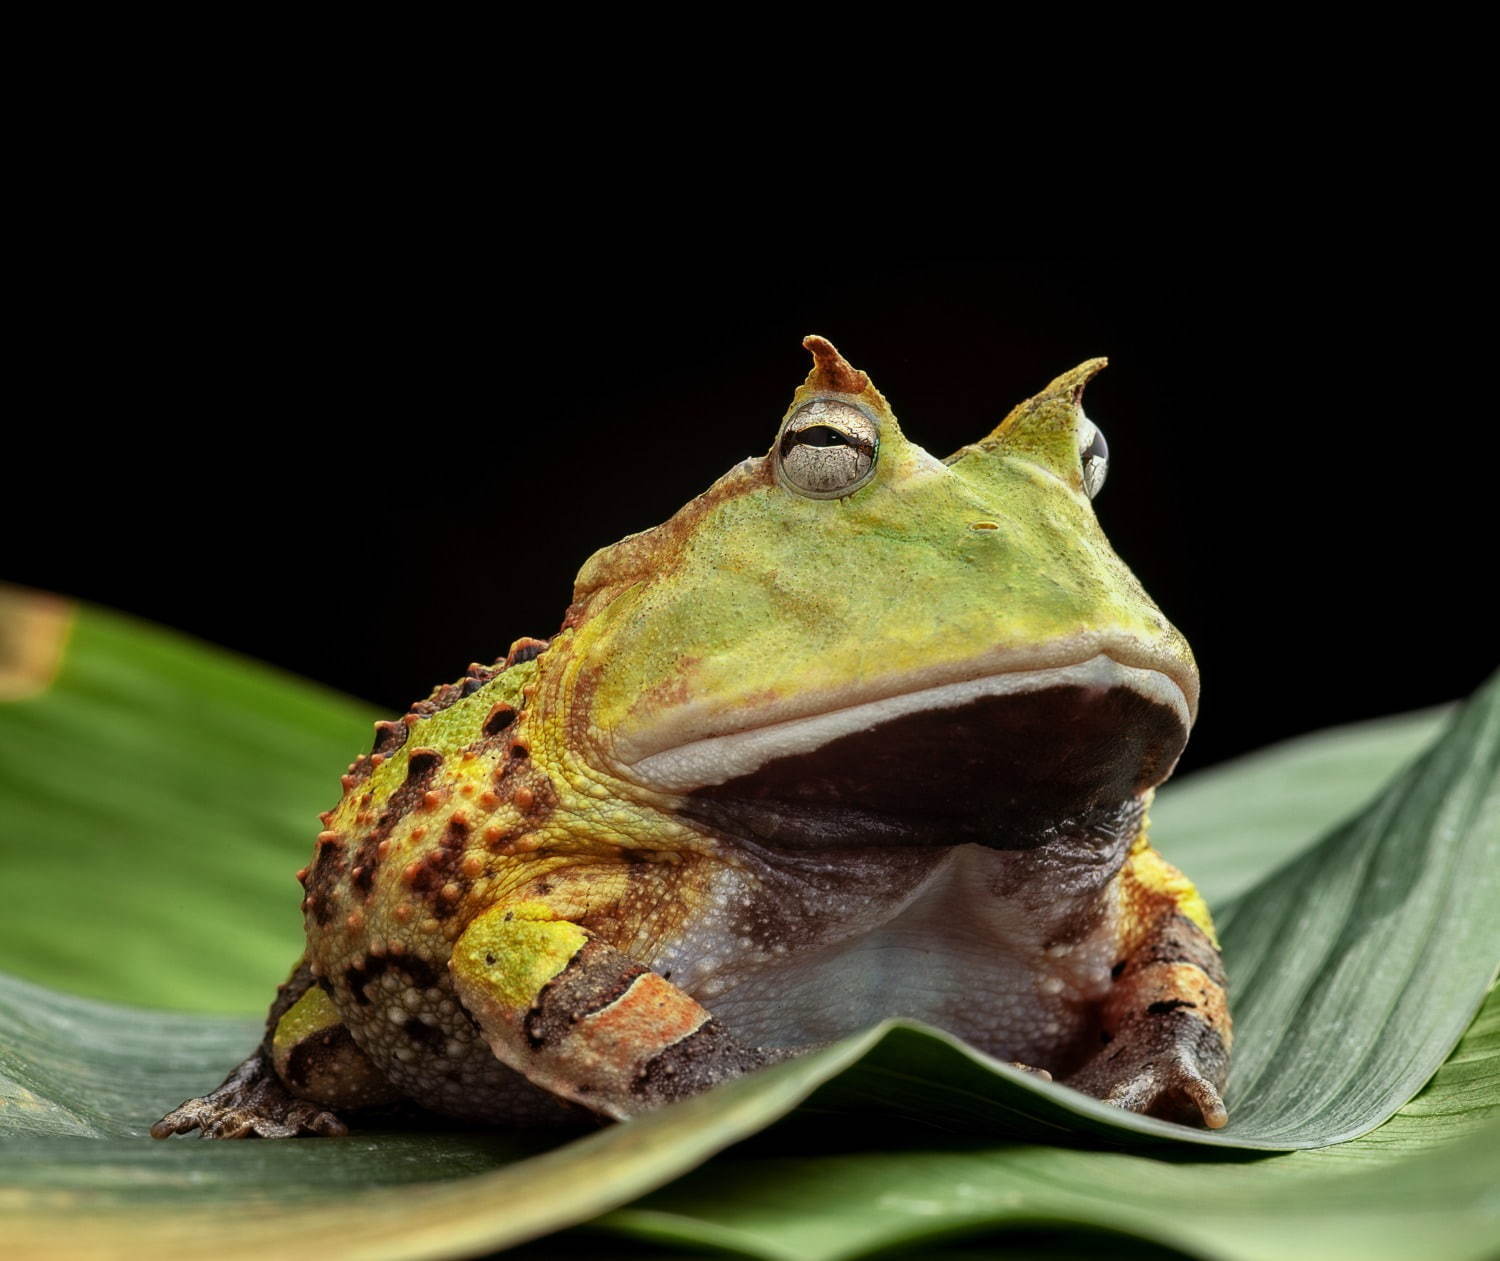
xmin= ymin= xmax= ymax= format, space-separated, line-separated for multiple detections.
xmin=619 ymin=647 xmax=1194 ymax=796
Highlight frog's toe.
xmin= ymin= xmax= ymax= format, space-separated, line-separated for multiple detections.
xmin=1067 ymin=1011 xmax=1230 ymax=1129
xmin=151 ymin=1051 xmax=349 ymax=1140
xmin=153 ymin=1087 xmax=349 ymax=1140
xmin=216 ymin=1099 xmax=348 ymax=1140
xmin=1093 ymin=1055 xmax=1227 ymax=1129
xmin=1176 ymin=1065 xmax=1228 ymax=1129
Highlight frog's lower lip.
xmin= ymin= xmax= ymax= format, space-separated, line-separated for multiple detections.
xmin=623 ymin=653 xmax=1190 ymax=798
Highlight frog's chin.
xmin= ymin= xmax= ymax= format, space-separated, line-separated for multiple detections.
xmin=623 ymin=654 xmax=1190 ymax=851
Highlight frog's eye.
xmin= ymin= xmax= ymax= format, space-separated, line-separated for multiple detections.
xmin=775 ymin=400 xmax=879 ymax=499
xmin=1078 ymin=414 xmax=1109 ymax=499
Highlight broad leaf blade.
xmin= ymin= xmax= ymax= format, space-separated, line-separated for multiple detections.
xmin=598 ymin=983 xmax=1500 ymax=1261
xmin=1150 ymin=705 xmax=1450 ymax=907
xmin=0 ymin=968 xmax=920 ymax=1259
xmin=1211 ymin=678 xmax=1499 ymax=1143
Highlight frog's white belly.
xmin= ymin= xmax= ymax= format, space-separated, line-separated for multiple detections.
xmin=664 ymin=846 xmax=1122 ymax=1067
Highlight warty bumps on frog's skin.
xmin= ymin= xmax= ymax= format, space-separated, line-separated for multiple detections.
xmin=153 ymin=336 xmax=1232 ymax=1140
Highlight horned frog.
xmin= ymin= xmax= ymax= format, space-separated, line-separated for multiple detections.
xmin=154 ymin=336 xmax=1230 ymax=1139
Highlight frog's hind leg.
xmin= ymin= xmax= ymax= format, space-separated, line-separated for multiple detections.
xmin=450 ymin=901 xmax=783 ymax=1120
xmin=151 ymin=958 xmax=397 ymax=1139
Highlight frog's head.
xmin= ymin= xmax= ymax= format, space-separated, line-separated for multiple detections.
xmin=555 ymin=336 xmax=1198 ymax=850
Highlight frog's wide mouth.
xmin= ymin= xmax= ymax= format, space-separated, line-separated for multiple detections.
xmin=621 ymin=654 xmax=1191 ymax=850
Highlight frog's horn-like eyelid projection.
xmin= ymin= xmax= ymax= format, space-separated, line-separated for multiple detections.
xmin=984 ymin=356 xmax=1108 ymax=446
xmin=1015 ymin=355 xmax=1108 ymax=416
xmin=801 ymin=335 xmax=868 ymax=394
xmin=944 ymin=356 xmax=1109 ymax=486
xmin=789 ymin=335 xmax=896 ymax=421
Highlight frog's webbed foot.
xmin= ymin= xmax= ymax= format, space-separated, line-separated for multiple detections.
xmin=151 ymin=1050 xmax=349 ymax=1139
xmin=1066 ymin=909 xmax=1232 ymax=1129
xmin=1066 ymin=1009 xmax=1228 ymax=1129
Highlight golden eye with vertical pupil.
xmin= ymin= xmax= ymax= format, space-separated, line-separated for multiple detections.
xmin=774 ymin=400 xmax=879 ymax=499
xmin=1079 ymin=415 xmax=1109 ymax=499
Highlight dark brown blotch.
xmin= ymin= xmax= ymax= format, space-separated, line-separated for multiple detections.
xmin=346 ymin=748 xmax=445 ymax=900
xmin=344 ymin=754 xmax=374 ymax=791
xmin=408 ymin=681 xmax=462 ymax=719
xmin=443 ymin=815 xmax=471 ymax=849
xmin=505 ymin=637 xmax=549 ymax=667
xmin=1138 ymin=914 xmax=1228 ymax=987
xmin=392 ymin=954 xmax=439 ymax=989
xmin=344 ymin=955 xmax=390 ymax=1006
xmin=483 ymin=702 xmax=517 ymax=737
xmin=631 ymin=1020 xmax=770 ymax=1104
xmin=370 ymin=719 xmax=408 ymax=758
xmin=403 ymin=1017 xmax=443 ymax=1048
xmin=283 ymin=1025 xmax=363 ymax=1090
xmin=402 ymin=819 xmax=473 ymax=920
xmin=305 ymin=836 xmax=345 ymax=925
xmin=523 ymin=940 xmax=647 ymax=1050
xmin=405 ymin=748 xmax=443 ymax=782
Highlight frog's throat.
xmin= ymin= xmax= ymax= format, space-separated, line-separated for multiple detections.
xmin=620 ymin=654 xmax=1188 ymax=795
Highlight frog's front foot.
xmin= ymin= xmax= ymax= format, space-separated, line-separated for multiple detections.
xmin=151 ymin=1051 xmax=348 ymax=1139
xmin=1009 ymin=1062 xmax=1053 ymax=1081
xmin=1066 ymin=1009 xmax=1228 ymax=1129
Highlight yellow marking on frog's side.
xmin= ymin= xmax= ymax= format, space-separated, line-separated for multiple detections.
xmin=269 ymin=975 xmax=399 ymax=1109
xmin=271 ymin=986 xmax=342 ymax=1055
xmin=449 ymin=900 xmax=589 ymax=1011
xmin=1123 ymin=812 xmax=1218 ymax=948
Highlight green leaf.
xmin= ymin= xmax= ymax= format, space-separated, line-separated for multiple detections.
xmin=1150 ymin=705 xmax=1451 ymax=907
xmin=0 ymin=967 xmax=928 ymax=1258
xmin=0 ymin=591 xmax=376 ymax=1011
xmin=599 ymin=981 xmax=1500 ymax=1261
xmin=1 ymin=590 xmax=1496 ymax=1258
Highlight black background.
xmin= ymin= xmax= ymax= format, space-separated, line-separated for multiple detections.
xmin=11 ymin=257 xmax=1493 ymax=776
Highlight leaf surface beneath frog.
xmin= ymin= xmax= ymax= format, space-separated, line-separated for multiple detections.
xmin=0 ymin=593 xmax=1496 ymax=1259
